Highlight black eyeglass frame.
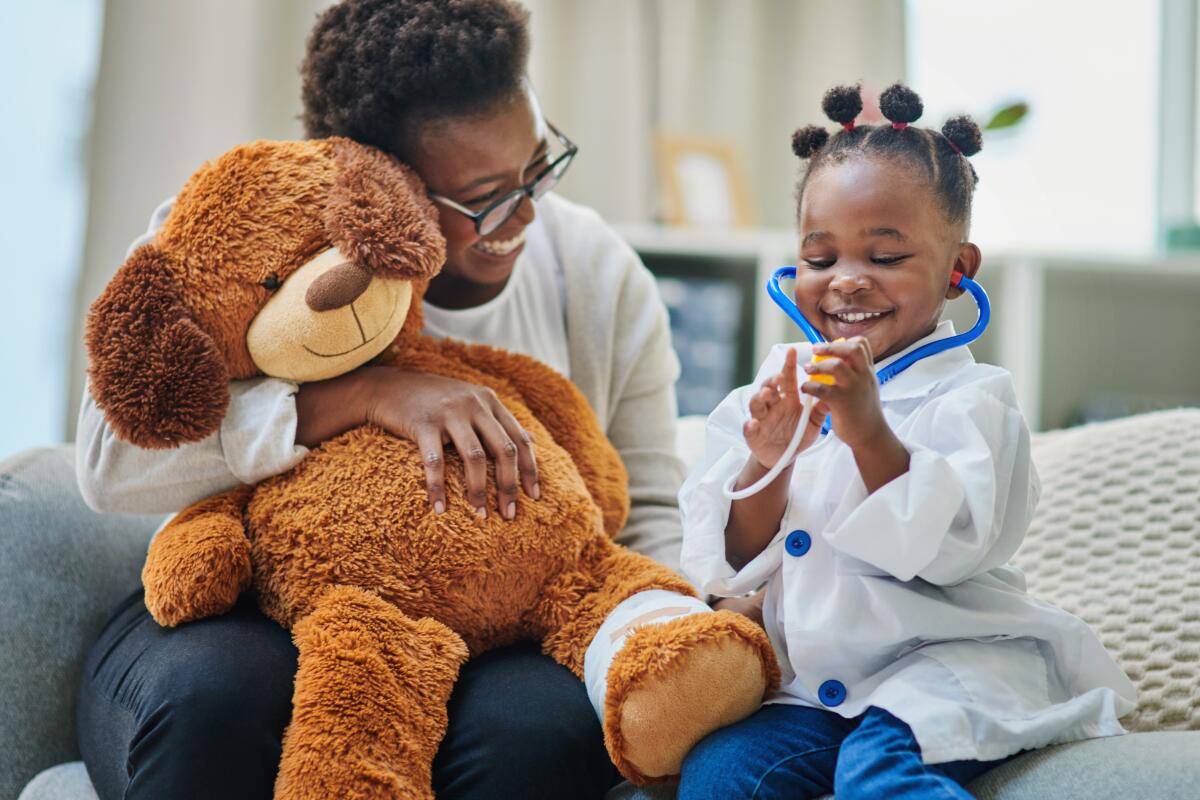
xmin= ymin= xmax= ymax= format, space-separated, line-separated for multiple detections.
xmin=427 ymin=122 xmax=578 ymax=236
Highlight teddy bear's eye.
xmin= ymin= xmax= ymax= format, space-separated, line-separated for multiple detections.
xmin=261 ymin=274 xmax=281 ymax=291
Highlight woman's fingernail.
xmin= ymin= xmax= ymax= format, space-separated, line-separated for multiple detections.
xmin=533 ymin=484 xmax=542 ymax=500
xmin=476 ymin=507 xmax=487 ymax=519
xmin=434 ymin=500 xmax=445 ymax=514
xmin=507 ymin=502 xmax=516 ymax=519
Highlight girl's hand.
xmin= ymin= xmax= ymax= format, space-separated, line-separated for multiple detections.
xmin=801 ymin=337 xmax=887 ymax=449
xmin=296 ymin=365 xmax=538 ymax=520
xmin=744 ymin=347 xmax=826 ymax=469
xmin=711 ymin=593 xmax=765 ymax=628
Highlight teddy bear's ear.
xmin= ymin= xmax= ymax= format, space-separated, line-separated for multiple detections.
xmin=85 ymin=243 xmax=230 ymax=449
xmin=325 ymin=138 xmax=447 ymax=279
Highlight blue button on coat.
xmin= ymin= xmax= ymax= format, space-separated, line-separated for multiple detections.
xmin=818 ymin=679 xmax=846 ymax=707
xmin=785 ymin=529 xmax=812 ymax=557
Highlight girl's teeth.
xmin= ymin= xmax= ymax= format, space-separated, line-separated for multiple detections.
xmin=835 ymin=311 xmax=886 ymax=323
xmin=476 ymin=231 xmax=525 ymax=255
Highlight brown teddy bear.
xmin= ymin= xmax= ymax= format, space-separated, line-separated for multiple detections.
xmin=85 ymin=137 xmax=778 ymax=799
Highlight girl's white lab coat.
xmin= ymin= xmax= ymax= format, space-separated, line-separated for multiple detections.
xmin=680 ymin=321 xmax=1137 ymax=764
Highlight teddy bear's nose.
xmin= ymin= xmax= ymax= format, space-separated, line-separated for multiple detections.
xmin=305 ymin=260 xmax=373 ymax=312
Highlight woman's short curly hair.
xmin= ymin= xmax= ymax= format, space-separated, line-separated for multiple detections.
xmin=301 ymin=0 xmax=531 ymax=158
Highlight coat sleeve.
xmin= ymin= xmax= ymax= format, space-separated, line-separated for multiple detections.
xmin=76 ymin=377 xmax=309 ymax=514
xmin=75 ymin=198 xmax=308 ymax=514
xmin=822 ymin=379 xmax=1040 ymax=585
xmin=679 ymin=345 xmax=810 ymax=596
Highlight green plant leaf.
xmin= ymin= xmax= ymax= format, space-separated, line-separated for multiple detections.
xmin=984 ymin=102 xmax=1028 ymax=131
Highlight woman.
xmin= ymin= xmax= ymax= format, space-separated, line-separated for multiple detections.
xmin=75 ymin=1 xmax=684 ymax=798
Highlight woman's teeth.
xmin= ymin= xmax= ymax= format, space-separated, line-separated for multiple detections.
xmin=833 ymin=311 xmax=887 ymax=323
xmin=475 ymin=230 xmax=525 ymax=256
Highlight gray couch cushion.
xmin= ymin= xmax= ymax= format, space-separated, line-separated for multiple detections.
xmin=17 ymin=762 xmax=97 ymax=800
xmin=0 ymin=446 xmax=163 ymax=800
xmin=604 ymin=732 xmax=1200 ymax=799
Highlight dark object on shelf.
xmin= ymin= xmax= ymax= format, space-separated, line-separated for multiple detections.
xmin=639 ymin=252 xmax=758 ymax=416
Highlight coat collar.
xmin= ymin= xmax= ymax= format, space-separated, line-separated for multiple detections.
xmin=874 ymin=320 xmax=974 ymax=402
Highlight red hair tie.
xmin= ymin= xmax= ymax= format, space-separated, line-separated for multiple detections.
xmin=841 ymin=121 xmax=855 ymax=132
xmin=891 ymin=122 xmax=908 ymax=130
xmin=945 ymin=138 xmax=962 ymax=155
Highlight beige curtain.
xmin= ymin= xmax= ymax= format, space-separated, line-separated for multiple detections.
xmin=68 ymin=0 xmax=903 ymax=437
xmin=67 ymin=0 xmax=333 ymax=436
xmin=527 ymin=0 xmax=906 ymax=228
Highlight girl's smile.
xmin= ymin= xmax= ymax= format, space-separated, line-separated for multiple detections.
xmin=796 ymin=157 xmax=980 ymax=361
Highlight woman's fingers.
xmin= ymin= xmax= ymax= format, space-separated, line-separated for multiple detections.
xmin=445 ymin=420 xmax=490 ymax=517
xmin=473 ymin=412 xmax=521 ymax=520
xmin=415 ymin=424 xmax=448 ymax=514
xmin=490 ymin=401 xmax=540 ymax=500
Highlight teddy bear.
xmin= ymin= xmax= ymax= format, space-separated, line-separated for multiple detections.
xmin=85 ymin=137 xmax=779 ymax=799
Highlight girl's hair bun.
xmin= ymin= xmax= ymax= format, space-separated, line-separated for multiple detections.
xmin=941 ymin=115 xmax=983 ymax=157
xmin=821 ymin=84 xmax=863 ymax=126
xmin=879 ymin=83 xmax=923 ymax=125
xmin=792 ymin=125 xmax=829 ymax=159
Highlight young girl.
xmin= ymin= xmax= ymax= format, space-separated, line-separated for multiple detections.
xmin=677 ymin=84 xmax=1137 ymax=799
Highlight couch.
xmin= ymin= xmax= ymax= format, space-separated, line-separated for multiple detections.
xmin=4 ymin=409 xmax=1199 ymax=799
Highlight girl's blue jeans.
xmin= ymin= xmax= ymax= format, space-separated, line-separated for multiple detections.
xmin=679 ymin=703 xmax=1003 ymax=800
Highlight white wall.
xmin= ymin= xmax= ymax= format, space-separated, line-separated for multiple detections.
xmin=61 ymin=0 xmax=905 ymax=441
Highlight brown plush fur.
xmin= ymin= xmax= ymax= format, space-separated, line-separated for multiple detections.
xmin=86 ymin=139 xmax=777 ymax=797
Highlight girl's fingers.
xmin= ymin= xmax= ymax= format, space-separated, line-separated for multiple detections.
xmin=813 ymin=337 xmax=873 ymax=370
xmin=800 ymin=380 xmax=833 ymax=400
xmin=749 ymin=387 xmax=770 ymax=418
xmin=804 ymin=356 xmax=840 ymax=374
xmin=780 ymin=348 xmax=800 ymax=400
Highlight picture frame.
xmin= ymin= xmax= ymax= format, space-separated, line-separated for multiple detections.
xmin=655 ymin=134 xmax=753 ymax=229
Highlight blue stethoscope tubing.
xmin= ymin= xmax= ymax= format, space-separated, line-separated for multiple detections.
xmin=724 ymin=266 xmax=990 ymax=500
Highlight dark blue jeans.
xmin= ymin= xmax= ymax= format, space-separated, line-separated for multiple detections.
xmin=77 ymin=590 xmax=620 ymax=800
xmin=679 ymin=703 xmax=1000 ymax=800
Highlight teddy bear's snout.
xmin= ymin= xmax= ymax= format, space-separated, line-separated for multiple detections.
xmin=305 ymin=260 xmax=373 ymax=312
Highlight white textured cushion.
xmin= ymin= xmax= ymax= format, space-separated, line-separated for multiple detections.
xmin=1015 ymin=408 xmax=1200 ymax=732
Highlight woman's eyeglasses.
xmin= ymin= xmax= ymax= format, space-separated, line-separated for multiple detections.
xmin=428 ymin=122 xmax=578 ymax=236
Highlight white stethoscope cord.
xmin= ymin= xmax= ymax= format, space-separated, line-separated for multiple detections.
xmin=724 ymin=390 xmax=822 ymax=500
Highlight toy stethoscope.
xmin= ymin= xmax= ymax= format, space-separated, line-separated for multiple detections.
xmin=725 ymin=265 xmax=991 ymax=499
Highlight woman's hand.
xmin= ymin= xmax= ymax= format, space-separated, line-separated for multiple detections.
xmin=801 ymin=337 xmax=886 ymax=449
xmin=295 ymin=365 xmax=538 ymax=520
xmin=744 ymin=347 xmax=825 ymax=470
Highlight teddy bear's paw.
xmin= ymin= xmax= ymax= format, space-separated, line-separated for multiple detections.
xmin=602 ymin=610 xmax=780 ymax=783
xmin=142 ymin=516 xmax=252 ymax=627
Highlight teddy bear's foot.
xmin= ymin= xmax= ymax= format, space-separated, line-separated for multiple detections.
xmin=274 ymin=585 xmax=468 ymax=800
xmin=603 ymin=609 xmax=779 ymax=783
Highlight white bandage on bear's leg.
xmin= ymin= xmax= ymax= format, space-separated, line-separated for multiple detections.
xmin=583 ymin=590 xmax=712 ymax=720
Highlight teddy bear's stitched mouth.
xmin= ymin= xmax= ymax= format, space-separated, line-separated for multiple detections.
xmin=301 ymin=298 xmax=398 ymax=358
